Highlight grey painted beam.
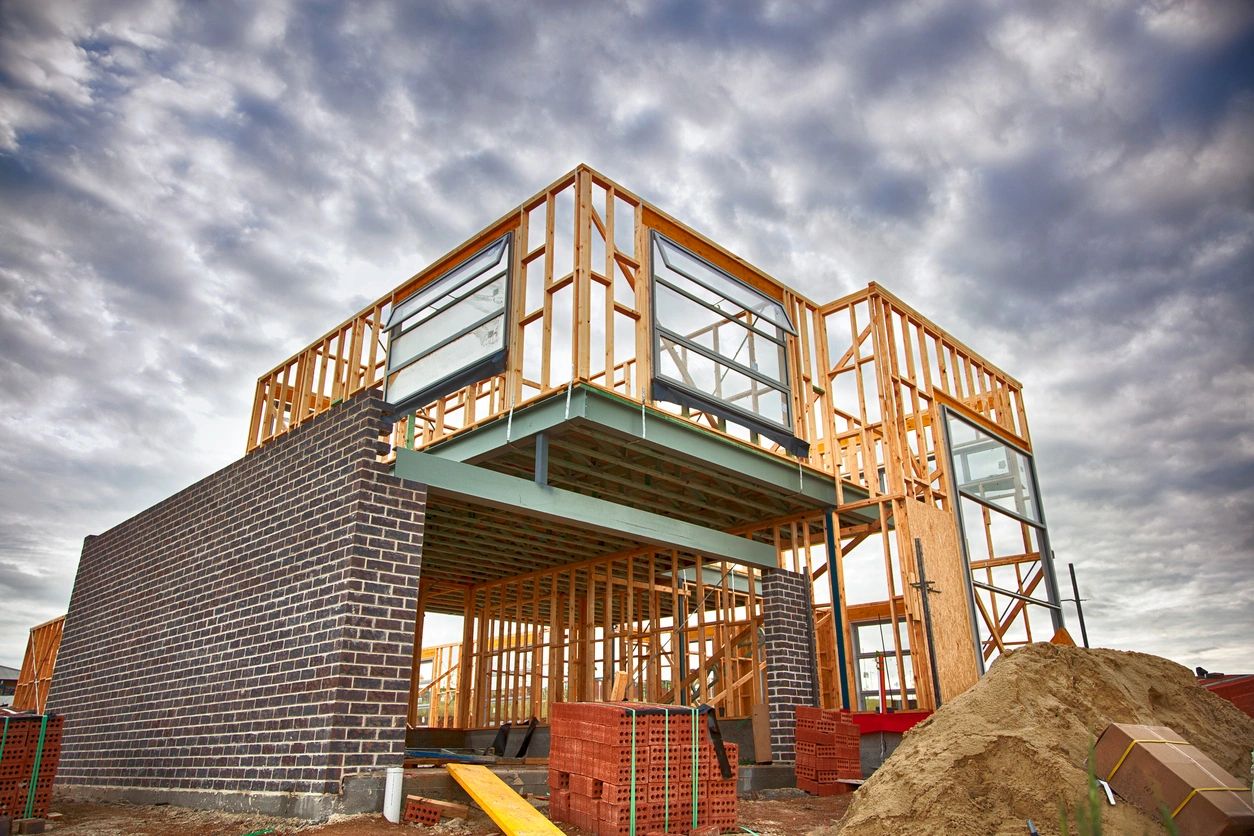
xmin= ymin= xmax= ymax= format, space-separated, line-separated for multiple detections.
xmin=422 ymin=384 xmax=856 ymax=509
xmin=394 ymin=448 xmax=779 ymax=569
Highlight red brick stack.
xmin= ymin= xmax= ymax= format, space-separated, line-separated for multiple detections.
xmin=0 ymin=712 xmax=64 ymax=820
xmin=793 ymin=706 xmax=860 ymax=796
xmin=549 ymin=702 xmax=738 ymax=836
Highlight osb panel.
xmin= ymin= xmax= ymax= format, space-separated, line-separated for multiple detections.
xmin=905 ymin=500 xmax=981 ymax=703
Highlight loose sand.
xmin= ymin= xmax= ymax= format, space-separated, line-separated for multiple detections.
xmin=822 ymin=643 xmax=1254 ymax=836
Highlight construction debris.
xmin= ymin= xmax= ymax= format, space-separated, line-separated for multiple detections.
xmin=403 ymin=794 xmax=471 ymax=826
xmin=824 ymin=643 xmax=1254 ymax=836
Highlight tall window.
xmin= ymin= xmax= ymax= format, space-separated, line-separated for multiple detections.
xmin=384 ymin=235 xmax=512 ymax=412
xmin=851 ymin=620 xmax=917 ymax=711
xmin=944 ymin=407 xmax=1061 ymax=669
xmin=650 ymin=233 xmax=805 ymax=455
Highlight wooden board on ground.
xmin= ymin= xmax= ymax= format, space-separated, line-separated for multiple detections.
xmin=904 ymin=500 xmax=981 ymax=703
xmin=446 ymin=763 xmax=563 ymax=835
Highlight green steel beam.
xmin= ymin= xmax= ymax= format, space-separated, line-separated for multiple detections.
xmin=421 ymin=384 xmax=850 ymax=509
xmin=394 ymin=448 xmax=779 ymax=569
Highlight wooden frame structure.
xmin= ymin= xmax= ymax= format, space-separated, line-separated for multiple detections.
xmin=408 ymin=549 xmax=765 ymax=729
xmin=411 ymin=641 xmax=461 ymax=728
xmin=246 ymin=164 xmax=1063 ymax=726
xmin=13 ymin=616 xmax=64 ymax=713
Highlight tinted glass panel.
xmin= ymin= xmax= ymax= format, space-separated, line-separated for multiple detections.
xmin=388 ymin=315 xmax=504 ymax=402
xmin=388 ymin=238 xmax=508 ymax=327
xmin=658 ymin=336 xmax=789 ymax=427
xmin=654 ymin=283 xmax=786 ymax=380
xmin=651 ymin=233 xmax=796 ymax=435
xmin=385 ymin=235 xmax=511 ymax=408
xmin=656 ymin=239 xmax=793 ymax=334
xmin=392 ymin=275 xmax=506 ymax=366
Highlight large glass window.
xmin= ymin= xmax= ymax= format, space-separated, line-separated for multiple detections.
xmin=650 ymin=233 xmax=806 ymax=455
xmin=944 ymin=407 xmax=1061 ymax=670
xmin=946 ymin=412 xmax=1040 ymax=524
xmin=384 ymin=235 xmax=512 ymax=411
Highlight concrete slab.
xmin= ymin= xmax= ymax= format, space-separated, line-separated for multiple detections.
xmin=340 ymin=762 xmax=798 ymax=814
xmin=54 ymin=783 xmax=338 ymax=820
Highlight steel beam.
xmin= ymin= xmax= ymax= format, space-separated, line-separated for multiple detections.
xmin=421 ymin=384 xmax=849 ymax=509
xmin=394 ymin=448 xmax=779 ymax=569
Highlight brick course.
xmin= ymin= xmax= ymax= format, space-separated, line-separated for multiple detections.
xmin=48 ymin=390 xmax=424 ymax=798
xmin=761 ymin=568 xmax=819 ymax=761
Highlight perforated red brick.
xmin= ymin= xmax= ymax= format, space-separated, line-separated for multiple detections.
xmin=403 ymin=797 xmax=443 ymax=826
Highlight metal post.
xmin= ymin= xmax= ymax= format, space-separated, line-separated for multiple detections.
xmin=824 ymin=509 xmax=852 ymax=710
xmin=913 ymin=538 xmax=945 ymax=709
xmin=1040 ymin=541 xmax=1066 ymax=632
xmin=534 ymin=431 xmax=549 ymax=486
xmin=1068 ymin=562 xmax=1090 ymax=648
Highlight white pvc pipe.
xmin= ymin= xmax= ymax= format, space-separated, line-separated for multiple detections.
xmin=383 ymin=765 xmax=404 ymax=823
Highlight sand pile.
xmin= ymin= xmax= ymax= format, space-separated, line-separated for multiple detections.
xmin=823 ymin=643 xmax=1254 ymax=836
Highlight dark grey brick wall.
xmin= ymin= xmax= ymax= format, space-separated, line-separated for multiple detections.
xmin=761 ymin=568 xmax=818 ymax=761
xmin=48 ymin=391 xmax=425 ymax=797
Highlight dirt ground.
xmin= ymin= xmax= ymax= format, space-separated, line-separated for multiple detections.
xmin=43 ymin=793 xmax=851 ymax=836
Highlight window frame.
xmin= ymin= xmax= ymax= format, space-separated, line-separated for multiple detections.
xmin=942 ymin=405 xmax=1062 ymax=673
xmin=648 ymin=231 xmax=808 ymax=456
xmin=850 ymin=619 xmax=917 ymax=711
xmin=383 ymin=233 xmax=513 ymax=415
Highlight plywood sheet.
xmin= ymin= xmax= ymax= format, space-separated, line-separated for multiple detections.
xmin=904 ymin=501 xmax=981 ymax=703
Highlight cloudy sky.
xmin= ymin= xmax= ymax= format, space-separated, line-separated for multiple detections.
xmin=1 ymin=1 xmax=1251 ymax=675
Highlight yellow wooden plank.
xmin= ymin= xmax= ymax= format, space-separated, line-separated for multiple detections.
xmin=445 ymin=763 xmax=563 ymax=836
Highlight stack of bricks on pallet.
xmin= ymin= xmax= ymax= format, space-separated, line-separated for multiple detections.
xmin=0 ymin=713 xmax=64 ymax=821
xmin=794 ymin=706 xmax=860 ymax=796
xmin=548 ymin=702 xmax=738 ymax=836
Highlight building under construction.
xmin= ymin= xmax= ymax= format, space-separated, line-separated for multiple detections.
xmin=46 ymin=165 xmax=1065 ymax=815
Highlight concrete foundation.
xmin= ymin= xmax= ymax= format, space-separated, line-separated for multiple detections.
xmin=55 ymin=761 xmax=801 ymax=820
xmin=54 ymin=783 xmax=341 ymax=820
xmin=56 ymin=723 xmax=888 ymax=820
xmin=343 ymin=762 xmax=799 ymax=814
